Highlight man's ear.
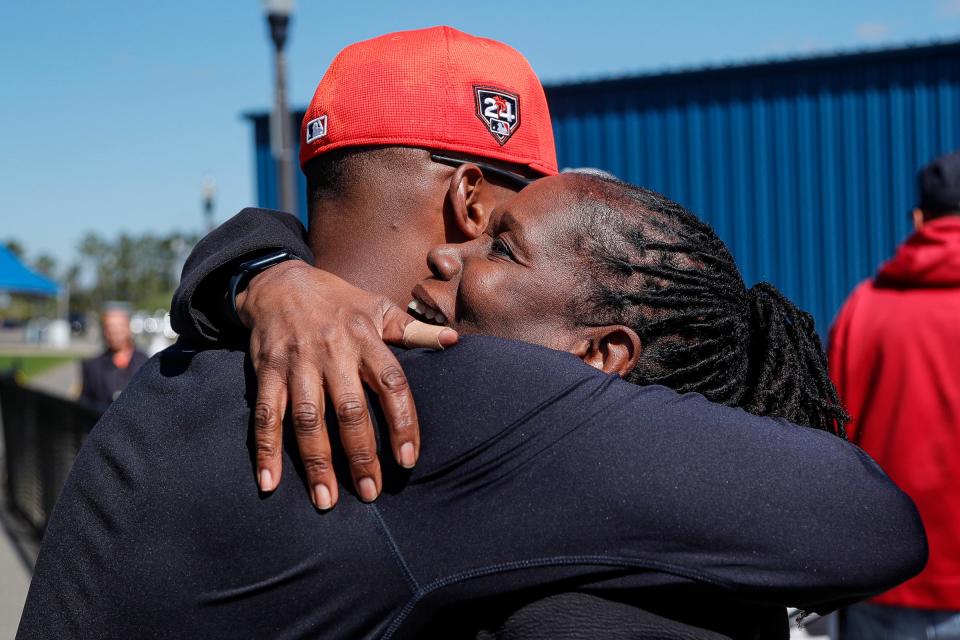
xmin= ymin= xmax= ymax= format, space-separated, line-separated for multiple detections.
xmin=446 ymin=163 xmax=498 ymax=240
xmin=570 ymin=326 xmax=642 ymax=377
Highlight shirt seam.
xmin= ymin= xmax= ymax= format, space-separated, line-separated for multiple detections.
xmin=381 ymin=554 xmax=736 ymax=639
xmin=366 ymin=504 xmax=420 ymax=595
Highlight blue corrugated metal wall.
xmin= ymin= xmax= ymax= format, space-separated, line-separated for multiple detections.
xmin=546 ymin=42 xmax=960 ymax=334
xmin=247 ymin=41 xmax=960 ymax=334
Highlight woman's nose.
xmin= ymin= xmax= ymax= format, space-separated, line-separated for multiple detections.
xmin=427 ymin=244 xmax=463 ymax=281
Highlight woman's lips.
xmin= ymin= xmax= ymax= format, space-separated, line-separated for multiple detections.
xmin=409 ymin=284 xmax=449 ymax=325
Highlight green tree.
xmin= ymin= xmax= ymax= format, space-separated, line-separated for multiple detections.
xmin=71 ymin=231 xmax=198 ymax=314
xmin=33 ymin=254 xmax=57 ymax=278
xmin=3 ymin=239 xmax=26 ymax=260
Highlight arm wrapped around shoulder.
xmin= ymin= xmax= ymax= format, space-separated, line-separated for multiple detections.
xmin=171 ymin=207 xmax=312 ymax=344
xmin=801 ymin=445 xmax=927 ymax=612
xmin=391 ymin=336 xmax=929 ymax=612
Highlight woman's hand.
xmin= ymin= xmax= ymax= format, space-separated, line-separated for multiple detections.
xmin=236 ymin=260 xmax=457 ymax=509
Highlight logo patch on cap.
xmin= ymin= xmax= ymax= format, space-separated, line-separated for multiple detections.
xmin=305 ymin=116 xmax=328 ymax=144
xmin=474 ymin=87 xmax=520 ymax=146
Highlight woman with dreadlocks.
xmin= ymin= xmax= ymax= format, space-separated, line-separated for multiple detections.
xmin=400 ymin=172 xmax=860 ymax=637
xmin=384 ymin=171 xmax=866 ymax=637
xmin=412 ymin=171 xmax=848 ymax=436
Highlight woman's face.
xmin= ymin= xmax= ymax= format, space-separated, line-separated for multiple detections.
xmin=410 ymin=174 xmax=588 ymax=352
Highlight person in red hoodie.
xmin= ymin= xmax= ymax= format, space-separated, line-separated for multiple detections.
xmin=829 ymin=149 xmax=960 ymax=639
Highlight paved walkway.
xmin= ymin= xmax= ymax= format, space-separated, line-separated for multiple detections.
xmin=24 ymin=360 xmax=79 ymax=399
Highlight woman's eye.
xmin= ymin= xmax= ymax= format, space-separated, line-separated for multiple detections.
xmin=490 ymin=237 xmax=514 ymax=259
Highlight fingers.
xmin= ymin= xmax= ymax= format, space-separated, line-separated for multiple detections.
xmin=360 ymin=345 xmax=420 ymax=472
xmin=381 ymin=306 xmax=458 ymax=350
xmin=246 ymin=279 xmax=452 ymax=509
xmin=402 ymin=321 xmax=459 ymax=350
xmin=325 ymin=370 xmax=382 ymax=503
xmin=252 ymin=344 xmax=288 ymax=494
xmin=288 ymin=364 xmax=339 ymax=511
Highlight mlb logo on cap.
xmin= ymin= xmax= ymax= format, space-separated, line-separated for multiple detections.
xmin=305 ymin=116 xmax=328 ymax=144
xmin=474 ymin=87 xmax=520 ymax=146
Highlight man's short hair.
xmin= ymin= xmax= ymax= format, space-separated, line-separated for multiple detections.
xmin=918 ymin=150 xmax=960 ymax=220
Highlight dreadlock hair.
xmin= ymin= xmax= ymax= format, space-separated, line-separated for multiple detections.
xmin=565 ymin=174 xmax=849 ymax=437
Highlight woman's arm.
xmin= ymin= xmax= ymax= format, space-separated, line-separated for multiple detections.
xmin=171 ymin=207 xmax=312 ymax=344
xmin=386 ymin=336 xmax=928 ymax=614
xmin=169 ymin=208 xmax=453 ymax=507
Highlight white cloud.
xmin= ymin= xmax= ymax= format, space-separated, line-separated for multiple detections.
xmin=855 ymin=21 xmax=891 ymax=42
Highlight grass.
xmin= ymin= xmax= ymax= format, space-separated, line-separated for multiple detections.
xmin=0 ymin=355 xmax=77 ymax=380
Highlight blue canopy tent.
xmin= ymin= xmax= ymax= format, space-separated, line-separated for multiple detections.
xmin=0 ymin=245 xmax=58 ymax=297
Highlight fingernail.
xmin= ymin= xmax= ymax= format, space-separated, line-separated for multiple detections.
xmin=259 ymin=468 xmax=274 ymax=492
xmin=438 ymin=328 xmax=458 ymax=347
xmin=399 ymin=442 xmax=417 ymax=468
xmin=313 ymin=484 xmax=333 ymax=510
xmin=358 ymin=477 xmax=378 ymax=502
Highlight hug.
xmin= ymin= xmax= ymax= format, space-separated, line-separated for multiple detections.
xmin=18 ymin=26 xmax=926 ymax=640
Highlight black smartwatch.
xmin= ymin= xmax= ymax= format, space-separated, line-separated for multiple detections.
xmin=227 ymin=250 xmax=302 ymax=327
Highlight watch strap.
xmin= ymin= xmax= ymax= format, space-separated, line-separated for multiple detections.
xmin=227 ymin=250 xmax=301 ymax=328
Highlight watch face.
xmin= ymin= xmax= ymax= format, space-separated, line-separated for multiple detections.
xmin=241 ymin=250 xmax=294 ymax=272
xmin=229 ymin=251 xmax=297 ymax=325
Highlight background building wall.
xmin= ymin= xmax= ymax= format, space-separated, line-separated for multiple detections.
xmin=247 ymin=111 xmax=310 ymax=226
xmin=248 ymin=41 xmax=960 ymax=335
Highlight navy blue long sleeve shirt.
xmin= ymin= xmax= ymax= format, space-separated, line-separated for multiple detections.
xmin=19 ymin=335 xmax=926 ymax=639
xmin=112 ymin=206 xmax=925 ymax=638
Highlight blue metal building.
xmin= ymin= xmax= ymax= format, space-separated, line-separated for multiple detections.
xmin=245 ymin=40 xmax=960 ymax=334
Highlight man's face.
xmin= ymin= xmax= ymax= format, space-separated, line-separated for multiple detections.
xmin=101 ymin=311 xmax=132 ymax=353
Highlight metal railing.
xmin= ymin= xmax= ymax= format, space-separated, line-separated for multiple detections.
xmin=0 ymin=375 xmax=101 ymax=537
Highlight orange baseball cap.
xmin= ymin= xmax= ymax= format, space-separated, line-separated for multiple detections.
xmin=299 ymin=26 xmax=558 ymax=176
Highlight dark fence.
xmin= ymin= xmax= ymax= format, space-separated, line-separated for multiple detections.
xmin=0 ymin=376 xmax=101 ymax=537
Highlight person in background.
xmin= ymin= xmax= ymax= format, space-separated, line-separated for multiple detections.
xmin=78 ymin=303 xmax=148 ymax=411
xmin=829 ymin=149 xmax=960 ymax=640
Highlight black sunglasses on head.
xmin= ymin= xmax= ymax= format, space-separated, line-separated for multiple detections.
xmin=430 ymin=154 xmax=534 ymax=190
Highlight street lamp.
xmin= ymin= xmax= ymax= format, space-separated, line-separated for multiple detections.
xmin=201 ymin=176 xmax=217 ymax=231
xmin=262 ymin=0 xmax=297 ymax=218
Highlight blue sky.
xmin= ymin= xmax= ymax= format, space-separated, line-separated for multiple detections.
xmin=3 ymin=0 xmax=960 ymax=269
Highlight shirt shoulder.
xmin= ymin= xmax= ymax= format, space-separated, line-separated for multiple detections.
xmin=392 ymin=336 xmax=669 ymax=476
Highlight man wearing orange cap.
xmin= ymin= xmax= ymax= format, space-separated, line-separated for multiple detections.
xmin=19 ymin=28 xmax=924 ymax=639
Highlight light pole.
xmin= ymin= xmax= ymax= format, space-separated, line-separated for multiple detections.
xmin=201 ymin=176 xmax=217 ymax=231
xmin=262 ymin=0 xmax=297 ymax=218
